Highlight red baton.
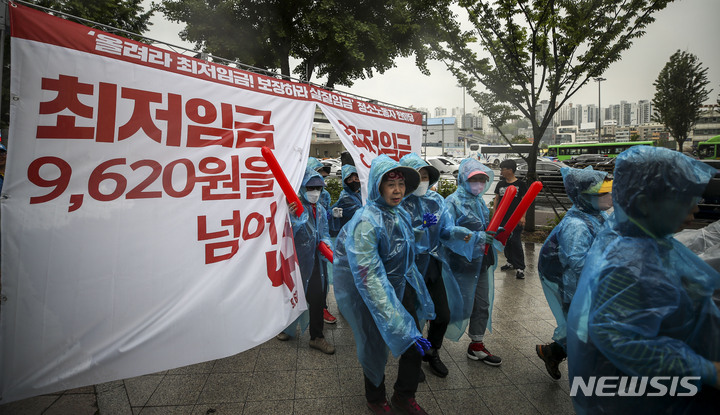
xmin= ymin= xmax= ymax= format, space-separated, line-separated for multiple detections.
xmin=484 ymin=185 xmax=516 ymax=254
xmin=318 ymin=242 xmax=334 ymax=263
xmin=261 ymin=146 xmax=303 ymax=217
xmin=495 ymin=181 xmax=543 ymax=245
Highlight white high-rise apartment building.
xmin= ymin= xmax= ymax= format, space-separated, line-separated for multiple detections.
xmin=638 ymin=100 xmax=652 ymax=124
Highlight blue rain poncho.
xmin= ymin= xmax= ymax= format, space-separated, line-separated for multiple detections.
xmin=333 ymin=155 xmax=435 ymax=387
xmin=567 ymin=146 xmax=720 ymax=415
xmin=306 ymin=157 xmax=332 ymax=211
xmin=328 ymin=164 xmax=363 ymax=237
xmin=284 ymin=167 xmax=332 ymax=336
xmin=538 ymin=166 xmax=609 ymax=350
xmin=440 ymin=159 xmax=500 ymax=341
xmin=399 ymin=153 xmax=470 ymax=327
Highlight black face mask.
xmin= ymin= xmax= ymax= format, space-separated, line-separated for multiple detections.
xmin=347 ymin=181 xmax=361 ymax=193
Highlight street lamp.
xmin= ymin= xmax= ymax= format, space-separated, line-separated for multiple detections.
xmin=594 ymin=77 xmax=606 ymax=141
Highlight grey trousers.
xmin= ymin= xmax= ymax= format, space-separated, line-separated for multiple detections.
xmin=468 ymin=265 xmax=491 ymax=342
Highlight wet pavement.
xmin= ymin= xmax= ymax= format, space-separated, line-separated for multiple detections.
xmin=0 ymin=244 xmax=576 ymax=415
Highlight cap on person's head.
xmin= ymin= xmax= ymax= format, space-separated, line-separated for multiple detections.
xmin=583 ymin=178 xmax=613 ymax=194
xmin=467 ymin=170 xmax=490 ymax=180
xmin=498 ymin=159 xmax=517 ymax=172
xmin=316 ymin=165 xmax=331 ymax=175
xmin=305 ymin=176 xmax=326 ymax=188
xmin=382 ymin=166 xmax=420 ymax=195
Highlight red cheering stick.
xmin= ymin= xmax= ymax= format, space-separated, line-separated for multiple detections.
xmin=318 ymin=242 xmax=334 ymax=263
xmin=495 ymin=181 xmax=543 ymax=245
xmin=261 ymin=146 xmax=303 ymax=217
xmin=484 ymin=185 xmax=517 ymax=254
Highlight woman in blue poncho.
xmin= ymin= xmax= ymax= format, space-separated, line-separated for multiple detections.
xmin=536 ymin=166 xmax=612 ymax=380
xmin=328 ymin=164 xmax=363 ymax=237
xmin=567 ymin=146 xmax=720 ymax=414
xmin=333 ymin=155 xmax=435 ymax=415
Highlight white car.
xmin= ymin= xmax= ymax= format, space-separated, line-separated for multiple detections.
xmin=426 ymin=156 xmax=460 ymax=178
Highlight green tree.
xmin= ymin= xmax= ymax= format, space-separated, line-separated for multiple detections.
xmin=158 ymin=0 xmax=450 ymax=88
xmin=629 ymin=132 xmax=641 ymax=142
xmin=1 ymin=0 xmax=153 ymax=130
xmin=434 ymin=0 xmax=671 ymax=228
xmin=651 ymin=50 xmax=711 ymax=153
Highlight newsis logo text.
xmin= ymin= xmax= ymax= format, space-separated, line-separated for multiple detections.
xmin=570 ymin=376 xmax=701 ymax=397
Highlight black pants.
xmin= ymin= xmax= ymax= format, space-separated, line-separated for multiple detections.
xmin=503 ymin=224 xmax=525 ymax=270
xmin=364 ymin=285 xmax=422 ymax=403
xmin=425 ymin=256 xmax=450 ymax=349
xmin=306 ymin=256 xmax=326 ymax=340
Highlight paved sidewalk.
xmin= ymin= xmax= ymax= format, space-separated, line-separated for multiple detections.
xmin=1 ymin=243 xmax=575 ymax=414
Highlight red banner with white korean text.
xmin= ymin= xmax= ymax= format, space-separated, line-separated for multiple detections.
xmin=317 ymin=102 xmax=422 ymax=201
xmin=0 ymin=3 xmax=318 ymax=403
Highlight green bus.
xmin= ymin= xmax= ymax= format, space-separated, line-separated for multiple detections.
xmin=547 ymin=141 xmax=655 ymax=161
xmin=698 ymin=135 xmax=720 ymax=160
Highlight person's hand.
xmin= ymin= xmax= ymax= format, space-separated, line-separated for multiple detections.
xmin=332 ymin=207 xmax=343 ymax=218
xmin=422 ymin=213 xmax=438 ymax=228
xmin=414 ymin=337 xmax=431 ymax=356
xmin=288 ymin=202 xmax=298 ymax=216
xmin=463 ymin=234 xmax=472 ymax=243
xmin=519 ymin=216 xmax=526 ymax=227
xmin=484 ymin=230 xmax=496 ymax=245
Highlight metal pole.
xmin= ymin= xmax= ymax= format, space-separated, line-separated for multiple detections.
xmin=441 ymin=119 xmax=445 ymax=156
xmin=595 ymin=77 xmax=606 ymax=141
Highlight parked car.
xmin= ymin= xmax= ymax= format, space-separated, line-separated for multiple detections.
xmin=427 ymin=156 xmax=460 ymax=178
xmin=321 ymin=158 xmax=342 ymax=177
xmin=516 ymin=159 xmax=568 ymax=177
xmin=565 ymin=154 xmax=609 ymax=168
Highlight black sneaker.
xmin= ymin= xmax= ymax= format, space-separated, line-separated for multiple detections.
xmin=536 ymin=344 xmax=563 ymax=380
xmin=422 ymin=347 xmax=448 ymax=378
xmin=500 ymin=263 xmax=515 ymax=271
xmin=516 ymin=270 xmax=525 ymax=279
xmin=467 ymin=342 xmax=502 ymax=366
xmin=366 ymin=399 xmax=394 ymax=414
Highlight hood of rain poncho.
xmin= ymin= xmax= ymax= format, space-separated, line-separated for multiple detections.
xmin=457 ymin=158 xmax=494 ymax=196
xmin=306 ymin=157 xmax=331 ymax=210
xmin=566 ymin=147 xmax=720 ymax=415
xmin=538 ymin=167 xmax=610 ymax=350
xmin=612 ymin=146 xmax=715 ymax=237
xmin=561 ymin=166 xmax=608 ymax=213
xmin=332 ymin=155 xmax=434 ymax=387
xmin=328 ymin=165 xmax=363 ymax=237
xmin=440 ymin=158 xmax=499 ymax=341
xmin=399 ymin=153 xmax=440 ymax=188
xmin=366 ymin=155 xmax=420 ymax=204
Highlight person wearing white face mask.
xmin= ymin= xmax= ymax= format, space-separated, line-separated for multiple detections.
xmin=400 ymin=153 xmax=474 ymax=379
xmin=441 ymin=159 xmax=504 ymax=367
xmin=276 ymin=167 xmax=336 ymax=355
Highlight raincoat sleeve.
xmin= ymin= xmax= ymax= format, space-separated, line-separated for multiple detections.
xmin=320 ymin=189 xmax=331 ymax=212
xmin=316 ymin=204 xmax=332 ymax=261
xmin=441 ymin=196 xmax=484 ymax=262
xmin=588 ymin=259 xmax=718 ymax=387
xmin=348 ymin=219 xmax=422 ymax=357
xmin=557 ymin=218 xmax=595 ymax=306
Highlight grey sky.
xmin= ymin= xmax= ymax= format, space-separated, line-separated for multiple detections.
xmin=143 ymin=0 xmax=720 ymax=114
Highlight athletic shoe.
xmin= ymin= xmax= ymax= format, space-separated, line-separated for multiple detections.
xmin=309 ymin=337 xmax=336 ymax=354
xmin=366 ymin=400 xmax=394 ymax=414
xmin=391 ymin=393 xmax=428 ymax=415
xmin=536 ymin=344 xmax=563 ymax=380
xmin=423 ymin=348 xmax=449 ymax=378
xmin=516 ymin=270 xmax=525 ymax=279
xmin=500 ymin=263 xmax=515 ymax=271
xmin=467 ymin=342 xmax=502 ymax=366
xmin=276 ymin=332 xmax=290 ymax=341
xmin=323 ymin=308 xmax=337 ymax=324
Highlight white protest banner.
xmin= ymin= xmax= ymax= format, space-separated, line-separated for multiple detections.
xmin=317 ymin=100 xmax=422 ymax=200
xmin=0 ymin=3 xmax=313 ymax=403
